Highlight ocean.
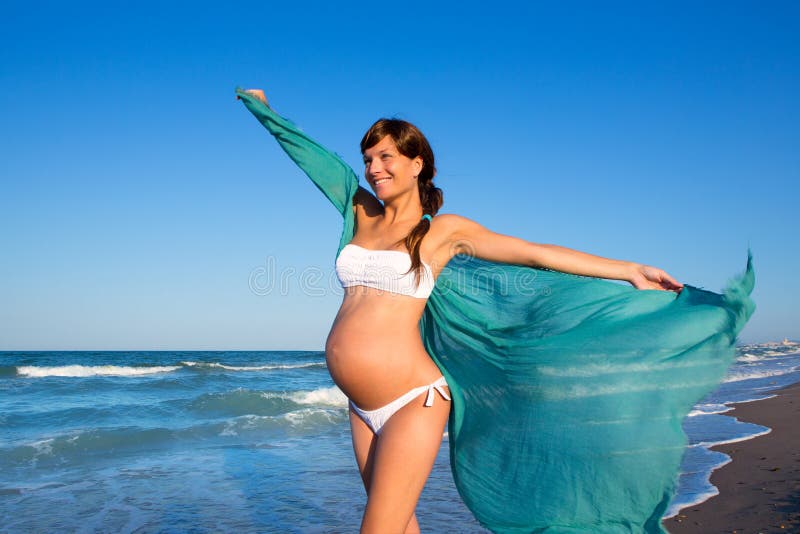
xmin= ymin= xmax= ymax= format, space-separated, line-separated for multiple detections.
xmin=2 ymin=344 xmax=798 ymax=532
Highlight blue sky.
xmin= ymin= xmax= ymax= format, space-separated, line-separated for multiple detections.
xmin=1 ymin=1 xmax=797 ymax=349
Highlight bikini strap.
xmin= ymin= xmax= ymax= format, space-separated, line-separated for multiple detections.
xmin=424 ymin=377 xmax=451 ymax=407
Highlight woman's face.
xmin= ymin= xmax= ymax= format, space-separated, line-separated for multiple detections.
xmin=362 ymin=135 xmax=422 ymax=202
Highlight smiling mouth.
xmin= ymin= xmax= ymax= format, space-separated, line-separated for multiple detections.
xmin=373 ymin=178 xmax=391 ymax=186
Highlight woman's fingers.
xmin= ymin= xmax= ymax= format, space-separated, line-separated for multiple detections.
xmin=633 ymin=266 xmax=683 ymax=293
xmin=245 ymin=89 xmax=268 ymax=104
xmin=236 ymin=89 xmax=268 ymax=105
xmin=658 ymin=270 xmax=683 ymax=292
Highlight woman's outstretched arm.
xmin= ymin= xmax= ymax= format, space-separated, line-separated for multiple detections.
xmin=236 ymin=88 xmax=359 ymax=217
xmin=437 ymin=214 xmax=683 ymax=292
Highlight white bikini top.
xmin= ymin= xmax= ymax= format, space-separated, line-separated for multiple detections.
xmin=335 ymin=244 xmax=435 ymax=299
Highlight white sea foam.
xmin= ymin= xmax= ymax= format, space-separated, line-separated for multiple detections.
xmin=730 ymin=394 xmax=777 ymax=404
xmin=180 ymin=361 xmax=324 ymax=371
xmin=663 ymin=455 xmax=731 ymax=518
xmin=737 ymin=349 xmax=800 ymax=362
xmin=687 ymin=404 xmax=733 ymax=417
xmin=664 ymin=418 xmax=776 ymax=519
xmin=16 ymin=361 xmax=325 ymax=379
xmin=283 ymin=408 xmax=342 ymax=426
xmin=287 ymin=386 xmax=348 ymax=407
xmin=219 ymin=414 xmax=264 ymax=435
xmin=723 ymin=366 xmax=799 ymax=383
xmin=663 ymin=487 xmax=720 ymax=519
xmin=216 ymin=409 xmax=345 ymax=436
xmin=686 ymin=395 xmax=776 ymax=417
xmin=16 ymin=365 xmax=181 ymax=378
xmin=736 ymin=352 xmax=764 ymax=362
xmin=689 ymin=427 xmax=772 ymax=449
xmin=219 ymin=419 xmax=240 ymax=437
xmin=30 ymin=439 xmax=54 ymax=457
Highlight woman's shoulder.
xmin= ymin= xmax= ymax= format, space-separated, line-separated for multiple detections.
xmin=430 ymin=213 xmax=478 ymax=236
xmin=427 ymin=213 xmax=501 ymax=259
xmin=430 ymin=213 xmax=466 ymax=226
xmin=425 ymin=213 xmax=473 ymax=251
xmin=353 ymin=186 xmax=383 ymax=217
xmin=424 ymin=213 xmax=483 ymax=269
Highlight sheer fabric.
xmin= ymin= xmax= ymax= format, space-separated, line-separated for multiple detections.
xmin=237 ymin=89 xmax=755 ymax=533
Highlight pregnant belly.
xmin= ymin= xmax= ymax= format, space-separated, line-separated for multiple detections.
xmin=324 ymin=315 xmax=441 ymax=410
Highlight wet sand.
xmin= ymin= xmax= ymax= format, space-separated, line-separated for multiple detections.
xmin=664 ymin=381 xmax=800 ymax=533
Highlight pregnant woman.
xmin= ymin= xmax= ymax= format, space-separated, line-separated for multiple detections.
xmin=236 ymin=88 xmax=754 ymax=533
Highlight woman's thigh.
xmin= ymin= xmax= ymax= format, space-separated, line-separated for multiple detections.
xmin=359 ymin=389 xmax=450 ymax=532
xmin=349 ymin=407 xmax=377 ymax=491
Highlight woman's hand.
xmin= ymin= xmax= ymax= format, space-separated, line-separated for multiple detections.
xmin=237 ymin=89 xmax=268 ymax=106
xmin=629 ymin=264 xmax=683 ymax=293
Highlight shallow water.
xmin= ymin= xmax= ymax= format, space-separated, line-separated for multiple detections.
xmin=0 ymin=351 xmax=484 ymax=532
xmin=2 ymin=345 xmax=798 ymax=531
xmin=667 ymin=342 xmax=800 ymax=517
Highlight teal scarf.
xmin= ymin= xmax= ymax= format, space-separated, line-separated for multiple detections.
xmin=237 ymin=89 xmax=755 ymax=533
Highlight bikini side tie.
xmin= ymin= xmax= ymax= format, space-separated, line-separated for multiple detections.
xmin=424 ymin=379 xmax=451 ymax=407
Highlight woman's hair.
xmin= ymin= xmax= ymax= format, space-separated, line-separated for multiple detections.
xmin=360 ymin=118 xmax=442 ymax=287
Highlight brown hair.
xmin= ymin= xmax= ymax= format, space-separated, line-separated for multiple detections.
xmin=360 ymin=118 xmax=442 ymax=287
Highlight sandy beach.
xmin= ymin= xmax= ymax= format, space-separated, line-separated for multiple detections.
xmin=664 ymin=381 xmax=800 ymax=533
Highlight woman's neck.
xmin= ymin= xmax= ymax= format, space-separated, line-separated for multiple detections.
xmin=381 ymin=192 xmax=423 ymax=225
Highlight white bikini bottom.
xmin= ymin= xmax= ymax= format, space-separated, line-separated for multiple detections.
xmin=349 ymin=376 xmax=451 ymax=434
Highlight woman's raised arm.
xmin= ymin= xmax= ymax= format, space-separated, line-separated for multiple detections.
xmin=438 ymin=213 xmax=683 ymax=292
xmin=236 ymin=88 xmax=359 ymax=217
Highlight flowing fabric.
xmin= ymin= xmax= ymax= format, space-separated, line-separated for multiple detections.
xmin=237 ymin=89 xmax=755 ymax=533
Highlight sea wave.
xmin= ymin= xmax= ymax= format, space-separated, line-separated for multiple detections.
xmin=190 ymin=389 xmax=291 ymax=417
xmin=723 ymin=366 xmax=799 ymax=383
xmin=687 ymin=403 xmax=732 ymax=417
xmin=683 ymin=412 xmax=770 ymax=448
xmin=667 ymin=420 xmax=772 ymax=517
xmin=736 ymin=352 xmax=765 ymax=363
xmin=1 ymin=407 xmax=348 ymax=468
xmin=764 ymin=349 xmax=797 ymax=356
xmin=10 ymin=360 xmax=326 ymax=378
xmin=16 ymin=365 xmax=181 ymax=378
xmin=687 ymin=393 xmax=778 ymax=417
xmin=2 ymin=427 xmax=176 ymax=467
xmin=737 ymin=349 xmax=800 ymax=363
xmin=664 ymin=448 xmax=731 ymax=519
xmin=219 ymin=409 xmax=346 ymax=437
xmin=689 ymin=427 xmax=772 ymax=449
xmin=180 ymin=361 xmax=326 ymax=371
xmin=287 ymin=386 xmax=348 ymax=407
xmin=190 ymin=386 xmax=348 ymax=417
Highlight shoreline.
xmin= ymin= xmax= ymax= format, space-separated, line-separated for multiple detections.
xmin=664 ymin=381 xmax=800 ymax=533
